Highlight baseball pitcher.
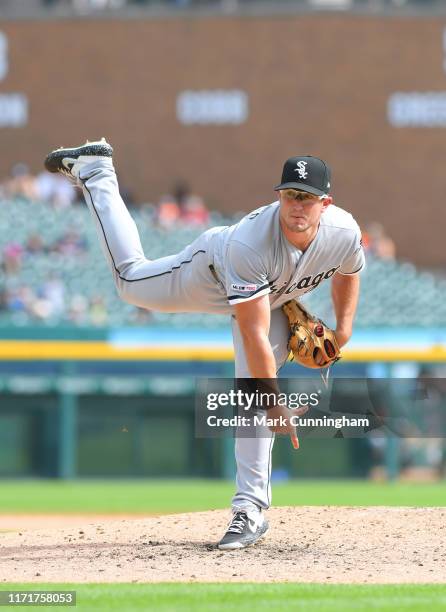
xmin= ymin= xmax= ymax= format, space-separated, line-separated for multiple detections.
xmin=44 ymin=140 xmax=364 ymax=550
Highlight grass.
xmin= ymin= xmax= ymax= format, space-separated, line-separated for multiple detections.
xmin=1 ymin=584 xmax=446 ymax=611
xmin=0 ymin=479 xmax=445 ymax=513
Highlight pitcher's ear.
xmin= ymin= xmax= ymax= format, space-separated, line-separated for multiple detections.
xmin=321 ymin=194 xmax=333 ymax=209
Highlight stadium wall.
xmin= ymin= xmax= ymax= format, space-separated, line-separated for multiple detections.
xmin=0 ymin=388 xmax=374 ymax=479
xmin=0 ymin=348 xmax=443 ymax=479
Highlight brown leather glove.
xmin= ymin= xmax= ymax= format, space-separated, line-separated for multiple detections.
xmin=282 ymin=300 xmax=341 ymax=369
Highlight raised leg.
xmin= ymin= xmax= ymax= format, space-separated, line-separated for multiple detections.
xmin=78 ymin=158 xmax=209 ymax=312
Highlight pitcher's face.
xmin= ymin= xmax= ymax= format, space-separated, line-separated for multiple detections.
xmin=279 ymin=189 xmax=331 ymax=233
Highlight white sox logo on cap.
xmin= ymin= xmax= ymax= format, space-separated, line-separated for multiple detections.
xmin=295 ymin=160 xmax=308 ymax=180
xmin=275 ymin=155 xmax=331 ymax=196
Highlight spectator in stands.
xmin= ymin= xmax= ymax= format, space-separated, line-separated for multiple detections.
xmin=156 ymin=194 xmax=181 ymax=229
xmin=3 ymin=242 xmax=24 ymax=275
xmin=4 ymin=163 xmax=38 ymax=201
xmin=43 ymin=0 xmax=129 ymax=10
xmin=31 ymin=295 xmax=54 ymax=320
xmin=25 ymin=233 xmax=47 ymax=256
xmin=172 ymin=179 xmax=191 ymax=208
xmin=170 ymin=179 xmax=210 ymax=226
xmin=0 ymin=289 xmax=7 ymax=313
xmin=52 ymin=227 xmax=88 ymax=256
xmin=181 ymin=194 xmax=210 ymax=226
xmin=130 ymin=307 xmax=153 ymax=324
xmin=5 ymin=285 xmax=34 ymax=314
xmin=35 ymin=171 xmax=77 ymax=209
xmin=39 ymin=274 xmax=65 ymax=317
xmin=362 ymin=222 xmax=396 ymax=260
xmin=72 ymin=0 xmax=126 ymax=13
xmin=67 ymin=293 xmax=89 ymax=324
xmin=89 ymin=294 xmax=108 ymax=326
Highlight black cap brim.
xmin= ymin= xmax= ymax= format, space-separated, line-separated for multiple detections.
xmin=274 ymin=182 xmax=326 ymax=196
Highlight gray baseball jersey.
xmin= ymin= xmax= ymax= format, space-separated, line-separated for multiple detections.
xmin=78 ymin=157 xmax=364 ymax=518
xmin=209 ymin=201 xmax=365 ymax=308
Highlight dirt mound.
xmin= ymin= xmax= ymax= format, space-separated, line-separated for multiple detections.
xmin=1 ymin=507 xmax=445 ymax=583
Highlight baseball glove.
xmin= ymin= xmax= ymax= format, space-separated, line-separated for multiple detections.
xmin=282 ymin=300 xmax=341 ymax=369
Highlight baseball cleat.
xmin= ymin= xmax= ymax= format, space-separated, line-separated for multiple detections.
xmin=44 ymin=138 xmax=113 ymax=180
xmin=217 ymin=510 xmax=269 ymax=550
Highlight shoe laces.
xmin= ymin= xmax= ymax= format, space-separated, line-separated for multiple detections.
xmin=227 ymin=511 xmax=249 ymax=534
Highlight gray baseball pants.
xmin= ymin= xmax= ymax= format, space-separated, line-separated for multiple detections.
xmin=79 ymin=159 xmax=290 ymax=514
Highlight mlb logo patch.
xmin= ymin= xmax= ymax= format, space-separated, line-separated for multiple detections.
xmin=231 ymin=283 xmax=257 ymax=293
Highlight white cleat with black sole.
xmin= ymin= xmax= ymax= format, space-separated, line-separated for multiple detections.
xmin=44 ymin=138 xmax=113 ymax=181
xmin=217 ymin=510 xmax=269 ymax=550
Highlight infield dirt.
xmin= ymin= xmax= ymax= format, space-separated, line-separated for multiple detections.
xmin=1 ymin=507 xmax=445 ymax=583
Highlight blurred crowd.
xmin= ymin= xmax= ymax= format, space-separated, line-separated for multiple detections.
xmin=0 ymin=164 xmax=211 ymax=325
xmin=1 ymin=162 xmax=211 ymax=225
xmin=0 ymin=0 xmax=434 ymax=22
xmin=0 ymin=277 xmax=156 ymax=326
xmin=362 ymin=222 xmax=396 ymax=260
xmin=4 ymin=228 xmax=88 ymax=275
xmin=20 ymin=0 xmax=428 ymax=12
xmin=0 ymin=221 xmax=96 ymax=324
xmin=40 ymin=0 xmax=200 ymax=11
xmin=154 ymin=180 xmax=210 ymax=228
xmin=1 ymin=162 xmax=77 ymax=209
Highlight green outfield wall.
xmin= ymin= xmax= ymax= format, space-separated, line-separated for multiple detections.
xmin=1 ymin=365 xmax=443 ymax=480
